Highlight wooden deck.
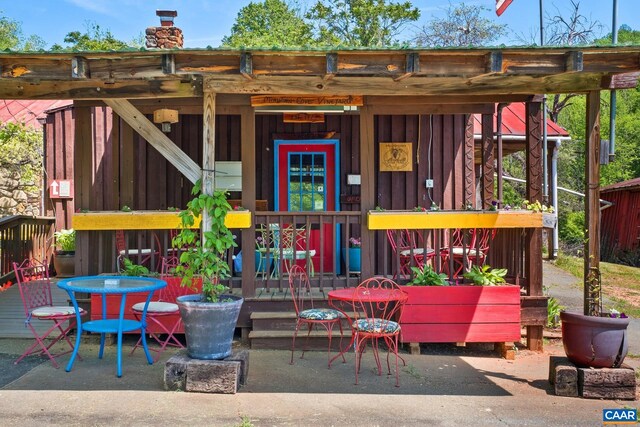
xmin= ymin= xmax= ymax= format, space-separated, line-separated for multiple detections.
xmin=0 ymin=279 xmax=70 ymax=338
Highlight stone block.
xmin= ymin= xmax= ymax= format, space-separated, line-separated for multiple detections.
xmin=164 ymin=349 xmax=249 ymax=394
xmin=549 ymin=356 xmax=578 ymax=397
xmin=579 ymin=365 xmax=637 ymax=400
xmin=186 ymin=359 xmax=240 ymax=394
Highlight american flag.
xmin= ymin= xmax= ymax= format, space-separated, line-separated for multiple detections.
xmin=496 ymin=0 xmax=513 ymax=16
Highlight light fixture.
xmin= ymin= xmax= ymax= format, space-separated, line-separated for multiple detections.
xmin=153 ymin=108 xmax=179 ymax=133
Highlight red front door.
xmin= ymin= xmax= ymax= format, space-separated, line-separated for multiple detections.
xmin=275 ymin=140 xmax=339 ymax=273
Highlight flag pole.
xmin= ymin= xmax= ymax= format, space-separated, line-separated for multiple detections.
xmin=540 ymin=0 xmax=548 ymax=200
xmin=609 ymin=0 xmax=618 ymax=161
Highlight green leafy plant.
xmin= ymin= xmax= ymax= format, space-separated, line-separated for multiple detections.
xmin=463 ymin=265 xmax=507 ymax=286
xmin=407 ymin=264 xmax=449 ymax=286
xmin=120 ymin=205 xmax=132 ymax=212
xmin=53 ymin=229 xmax=75 ymax=253
xmin=120 ymin=258 xmax=151 ymax=277
xmin=547 ymin=296 xmax=565 ymax=328
xmin=172 ymin=180 xmax=237 ymax=303
xmin=522 ymin=199 xmax=554 ymax=213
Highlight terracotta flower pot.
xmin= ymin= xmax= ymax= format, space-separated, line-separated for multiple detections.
xmin=560 ymin=311 xmax=630 ymax=368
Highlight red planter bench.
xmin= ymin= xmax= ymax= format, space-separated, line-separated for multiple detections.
xmin=400 ymin=285 xmax=521 ymax=353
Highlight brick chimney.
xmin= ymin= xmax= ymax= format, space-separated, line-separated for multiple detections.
xmin=146 ymin=10 xmax=183 ymax=49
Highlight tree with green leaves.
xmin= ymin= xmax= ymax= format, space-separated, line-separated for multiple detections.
xmin=413 ymin=2 xmax=506 ymax=47
xmin=0 ymin=12 xmax=45 ymax=51
xmin=222 ymin=0 xmax=314 ymax=47
xmin=51 ymin=22 xmax=141 ymax=51
xmin=0 ymin=121 xmax=42 ymax=192
xmin=306 ymin=0 xmax=420 ymax=47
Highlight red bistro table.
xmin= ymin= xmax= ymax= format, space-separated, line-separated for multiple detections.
xmin=327 ymin=287 xmax=408 ymax=367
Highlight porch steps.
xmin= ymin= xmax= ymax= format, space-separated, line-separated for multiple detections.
xmin=248 ymin=311 xmax=352 ymax=351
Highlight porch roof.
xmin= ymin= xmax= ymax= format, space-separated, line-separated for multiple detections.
xmin=0 ymin=45 xmax=639 ymax=100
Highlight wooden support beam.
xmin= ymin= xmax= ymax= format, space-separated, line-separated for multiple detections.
xmin=202 ymin=92 xmax=216 ymax=244
xmin=481 ymin=113 xmax=494 ymax=209
xmin=525 ymin=100 xmax=544 ymax=352
xmin=370 ymin=103 xmax=494 ymax=115
xmin=325 ymin=53 xmax=337 ymax=80
xmin=565 ymin=51 xmax=584 ymax=72
xmin=360 ymin=106 xmax=375 ymax=279
xmin=464 ymin=115 xmax=475 ymax=206
xmin=103 ymin=99 xmax=200 ymax=184
xmin=240 ymin=106 xmax=256 ymax=298
xmin=162 ymin=54 xmax=176 ymax=74
xmin=240 ymin=53 xmax=253 ymax=80
xmin=71 ymin=56 xmax=89 ymax=79
xmin=74 ymin=105 xmax=92 ymax=276
xmin=394 ymin=53 xmax=420 ymax=82
xmin=584 ymin=90 xmax=601 ymax=316
xmin=486 ymin=51 xmax=503 ymax=73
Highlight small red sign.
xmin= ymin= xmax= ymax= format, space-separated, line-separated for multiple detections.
xmin=49 ymin=179 xmax=73 ymax=199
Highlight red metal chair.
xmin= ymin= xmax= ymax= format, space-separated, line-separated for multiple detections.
xmin=386 ymin=229 xmax=435 ymax=277
xmin=12 ymin=258 xmax=85 ymax=368
xmin=130 ymin=256 xmax=190 ymax=361
xmin=116 ymin=230 xmax=161 ymax=273
xmin=441 ymin=228 xmax=496 ymax=278
xmin=350 ymin=277 xmax=408 ymax=387
xmin=288 ymin=264 xmax=345 ymax=367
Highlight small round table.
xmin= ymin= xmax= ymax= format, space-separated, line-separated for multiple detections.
xmin=57 ymin=276 xmax=166 ymax=377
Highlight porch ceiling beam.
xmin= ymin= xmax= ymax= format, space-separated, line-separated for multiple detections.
xmin=204 ymin=73 xmax=609 ymax=96
xmin=240 ymin=53 xmax=254 ymax=80
xmin=103 ymin=98 xmax=201 ymax=184
xmin=365 ymin=95 xmax=535 ymax=104
xmin=0 ymin=79 xmax=201 ymax=100
xmin=370 ymin=103 xmax=494 ymax=115
xmin=325 ymin=53 xmax=337 ymax=80
xmin=2 ymin=49 xmax=639 ymax=82
xmin=162 ymin=54 xmax=176 ymax=74
xmin=72 ymin=56 xmax=89 ymax=78
xmin=601 ymin=71 xmax=640 ymax=89
xmin=394 ymin=53 xmax=420 ymax=82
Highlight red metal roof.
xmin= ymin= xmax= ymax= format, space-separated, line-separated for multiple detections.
xmin=473 ymin=103 xmax=569 ymax=138
xmin=0 ymin=100 xmax=72 ymax=130
xmin=601 ymin=177 xmax=640 ymax=193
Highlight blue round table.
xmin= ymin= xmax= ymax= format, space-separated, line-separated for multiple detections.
xmin=57 ymin=276 xmax=166 ymax=377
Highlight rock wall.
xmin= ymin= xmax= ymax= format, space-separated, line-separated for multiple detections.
xmin=0 ymin=165 xmax=41 ymax=217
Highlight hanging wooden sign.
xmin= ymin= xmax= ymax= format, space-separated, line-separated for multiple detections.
xmin=251 ymin=95 xmax=363 ymax=107
xmin=283 ymin=113 xmax=325 ymax=123
xmin=379 ymin=143 xmax=412 ymax=172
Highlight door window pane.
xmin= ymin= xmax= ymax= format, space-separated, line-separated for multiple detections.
xmin=288 ymin=153 xmax=326 ymax=212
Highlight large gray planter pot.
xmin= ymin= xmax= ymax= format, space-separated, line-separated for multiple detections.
xmin=176 ymin=294 xmax=244 ymax=360
xmin=560 ymin=311 xmax=630 ymax=368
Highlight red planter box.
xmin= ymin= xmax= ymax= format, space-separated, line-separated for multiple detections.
xmin=399 ymin=285 xmax=521 ymax=343
xmin=90 ymin=277 xmax=200 ymax=334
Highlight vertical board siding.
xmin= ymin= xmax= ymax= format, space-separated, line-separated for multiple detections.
xmin=601 ymin=189 xmax=640 ymax=255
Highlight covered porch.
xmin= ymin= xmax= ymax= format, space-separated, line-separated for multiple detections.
xmin=3 ymin=46 xmax=637 ymax=351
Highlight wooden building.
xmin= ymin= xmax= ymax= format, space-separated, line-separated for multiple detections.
xmin=601 ymin=177 xmax=640 ymax=257
xmin=2 ymin=46 xmax=638 ymax=350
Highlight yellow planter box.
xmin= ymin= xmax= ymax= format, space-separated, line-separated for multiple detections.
xmin=72 ymin=210 xmax=251 ymax=230
xmin=367 ymin=210 xmax=543 ymax=230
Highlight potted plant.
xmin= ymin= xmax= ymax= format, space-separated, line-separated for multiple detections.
xmin=52 ymin=228 xmax=75 ymax=277
xmin=560 ymin=308 xmax=630 ymax=369
xmin=407 ymin=264 xmax=449 ymax=286
xmin=343 ymin=237 xmax=361 ymax=273
xmin=171 ymin=181 xmax=244 ymax=360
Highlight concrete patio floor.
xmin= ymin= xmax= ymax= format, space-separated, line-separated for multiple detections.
xmin=0 ymin=335 xmax=637 ymax=427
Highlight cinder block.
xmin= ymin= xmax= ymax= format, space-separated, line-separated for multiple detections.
xmin=164 ymin=349 xmax=250 ymax=394
xmin=579 ymin=366 xmax=637 ymax=400
xmin=549 ymin=356 xmax=578 ymax=397
xmin=186 ymin=359 xmax=241 ymax=394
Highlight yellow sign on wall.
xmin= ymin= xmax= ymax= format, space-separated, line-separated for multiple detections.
xmin=379 ymin=142 xmax=412 ymax=172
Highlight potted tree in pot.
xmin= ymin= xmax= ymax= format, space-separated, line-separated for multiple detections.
xmin=52 ymin=228 xmax=75 ymax=277
xmin=172 ymin=181 xmax=243 ymax=360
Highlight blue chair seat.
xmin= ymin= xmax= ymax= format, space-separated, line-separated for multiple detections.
xmin=299 ymin=308 xmax=341 ymax=321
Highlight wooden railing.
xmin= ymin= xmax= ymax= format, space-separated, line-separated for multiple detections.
xmin=0 ymin=215 xmax=55 ymax=283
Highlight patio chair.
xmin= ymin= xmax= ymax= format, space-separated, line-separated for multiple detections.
xmin=12 ymin=258 xmax=85 ymax=369
xmin=288 ymin=264 xmax=345 ymax=367
xmin=440 ymin=228 xmax=496 ymax=279
xmin=350 ymin=277 xmax=408 ymax=387
xmin=386 ymin=229 xmax=435 ymax=277
xmin=279 ymin=224 xmax=316 ymax=276
xmin=116 ymin=229 xmax=161 ymax=273
xmin=130 ymin=256 xmax=190 ymax=361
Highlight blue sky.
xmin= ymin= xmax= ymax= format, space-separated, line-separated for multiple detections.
xmin=2 ymin=0 xmax=637 ymax=48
